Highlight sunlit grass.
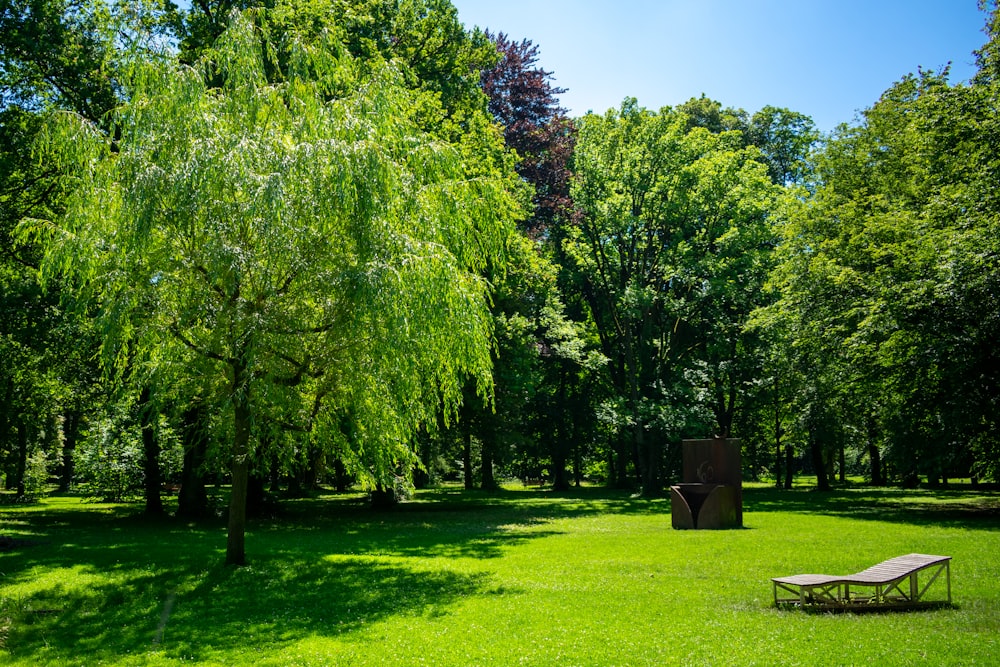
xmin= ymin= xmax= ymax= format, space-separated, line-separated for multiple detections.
xmin=2 ymin=483 xmax=998 ymax=665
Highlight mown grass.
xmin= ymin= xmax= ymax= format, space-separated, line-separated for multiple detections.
xmin=1 ymin=482 xmax=998 ymax=666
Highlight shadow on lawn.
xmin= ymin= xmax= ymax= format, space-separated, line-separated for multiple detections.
xmin=0 ymin=488 xmax=654 ymax=662
xmin=4 ymin=548 xmax=488 ymax=663
xmin=744 ymin=485 xmax=1000 ymax=530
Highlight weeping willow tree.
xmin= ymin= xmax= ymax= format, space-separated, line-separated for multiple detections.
xmin=25 ymin=11 xmax=519 ymax=565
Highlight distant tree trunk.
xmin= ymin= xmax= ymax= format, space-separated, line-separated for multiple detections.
xmin=783 ymin=444 xmax=794 ymax=490
xmin=810 ymin=427 xmax=830 ymax=491
xmin=414 ymin=435 xmax=431 ymax=489
xmin=480 ymin=410 xmax=498 ymax=490
xmin=463 ymin=429 xmax=474 ymax=490
xmin=614 ymin=432 xmax=630 ymax=488
xmin=607 ymin=448 xmax=617 ymax=487
xmin=1 ymin=379 xmax=12 ymax=490
xmin=480 ymin=436 xmax=498 ymax=491
xmin=226 ymin=360 xmax=252 ymax=566
xmin=772 ymin=382 xmax=784 ymax=488
xmin=551 ymin=371 xmax=571 ymax=492
xmin=140 ymin=386 xmax=164 ymax=516
xmin=246 ymin=471 xmax=267 ymax=517
xmin=371 ymin=481 xmax=398 ymax=509
xmin=332 ymin=458 xmax=350 ymax=492
xmin=14 ymin=417 xmax=28 ymax=497
xmin=178 ymin=403 xmax=209 ymax=518
xmin=303 ymin=445 xmax=323 ymax=490
xmin=269 ymin=457 xmax=281 ymax=494
xmin=838 ymin=442 xmax=846 ymax=484
xmin=551 ymin=445 xmax=570 ymax=491
xmin=775 ymin=439 xmax=783 ymax=488
xmin=637 ymin=427 xmax=661 ymax=497
xmin=59 ymin=409 xmax=83 ymax=492
xmin=573 ymin=430 xmax=583 ymax=489
xmin=866 ymin=419 xmax=884 ymax=486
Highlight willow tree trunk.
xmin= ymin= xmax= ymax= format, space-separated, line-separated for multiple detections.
xmin=226 ymin=361 xmax=252 ymax=566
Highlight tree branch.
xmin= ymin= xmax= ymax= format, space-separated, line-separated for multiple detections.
xmin=169 ymin=322 xmax=230 ymax=364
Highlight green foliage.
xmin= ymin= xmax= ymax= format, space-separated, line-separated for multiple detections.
xmin=74 ymin=406 xmax=183 ymax=503
xmin=75 ymin=418 xmax=144 ymax=503
xmin=763 ymin=57 xmax=1000 ymax=483
xmin=24 ymin=8 xmax=519 ymax=561
xmin=566 ymin=98 xmax=782 ymax=491
xmin=18 ymin=449 xmax=51 ymax=499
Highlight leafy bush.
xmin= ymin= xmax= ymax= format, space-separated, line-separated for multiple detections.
xmin=20 ymin=448 xmax=51 ymax=499
xmin=75 ymin=418 xmax=144 ymax=502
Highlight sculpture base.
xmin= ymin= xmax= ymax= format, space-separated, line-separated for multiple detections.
xmin=670 ymin=483 xmax=740 ymax=529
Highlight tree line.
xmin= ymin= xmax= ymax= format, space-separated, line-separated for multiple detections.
xmin=2 ymin=0 xmax=998 ymax=563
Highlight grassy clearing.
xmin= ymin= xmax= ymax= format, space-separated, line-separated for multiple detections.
xmin=1 ymin=483 xmax=999 ymax=666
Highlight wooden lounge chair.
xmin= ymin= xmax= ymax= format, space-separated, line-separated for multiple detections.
xmin=772 ymin=553 xmax=952 ymax=610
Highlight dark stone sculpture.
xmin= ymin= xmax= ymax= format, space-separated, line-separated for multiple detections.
xmin=670 ymin=438 xmax=742 ymax=529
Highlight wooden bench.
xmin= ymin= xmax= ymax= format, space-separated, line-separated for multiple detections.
xmin=772 ymin=553 xmax=952 ymax=610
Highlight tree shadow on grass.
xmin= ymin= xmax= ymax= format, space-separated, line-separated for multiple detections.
xmin=744 ymin=485 xmax=1000 ymax=530
xmin=246 ymin=486 xmax=671 ymax=560
xmin=1 ymin=492 xmax=599 ymax=663
xmin=4 ymin=551 xmax=490 ymax=664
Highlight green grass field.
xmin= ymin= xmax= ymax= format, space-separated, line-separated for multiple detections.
xmin=2 ymin=482 xmax=998 ymax=666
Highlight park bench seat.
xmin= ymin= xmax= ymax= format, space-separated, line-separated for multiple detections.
xmin=772 ymin=553 xmax=951 ymax=610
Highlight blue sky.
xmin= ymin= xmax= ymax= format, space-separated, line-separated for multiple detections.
xmin=451 ymin=0 xmax=990 ymax=133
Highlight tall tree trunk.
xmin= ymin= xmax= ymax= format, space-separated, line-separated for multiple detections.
xmin=60 ymin=409 xmax=82 ymax=492
xmin=866 ymin=418 xmax=884 ymax=486
xmin=332 ymin=458 xmax=350 ymax=492
xmin=614 ymin=432 xmax=630 ymax=488
xmin=551 ymin=370 xmax=570 ymax=492
xmin=480 ymin=434 xmax=497 ymax=491
xmin=14 ymin=417 xmax=28 ymax=498
xmin=572 ymin=414 xmax=584 ymax=488
xmin=178 ymin=403 xmax=209 ymax=518
xmin=783 ymin=444 xmax=794 ymax=489
xmin=838 ymin=442 xmax=846 ymax=484
xmin=637 ymin=426 xmax=661 ymax=496
xmin=246 ymin=471 xmax=267 ymax=517
xmin=810 ymin=427 xmax=830 ymax=491
xmin=0 ymin=378 xmax=12 ymax=490
xmin=140 ymin=386 xmax=164 ymax=516
xmin=551 ymin=444 xmax=570 ymax=491
xmin=226 ymin=361 xmax=252 ymax=566
xmin=463 ymin=428 xmax=474 ymax=490
xmin=774 ymin=409 xmax=783 ymax=489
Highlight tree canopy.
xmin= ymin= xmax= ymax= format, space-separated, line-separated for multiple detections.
xmin=25 ymin=8 xmax=519 ymax=563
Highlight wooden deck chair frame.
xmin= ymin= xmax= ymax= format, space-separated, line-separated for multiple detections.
xmin=772 ymin=554 xmax=952 ymax=611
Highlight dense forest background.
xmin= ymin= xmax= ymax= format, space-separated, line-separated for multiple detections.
xmin=2 ymin=0 xmax=999 ymax=560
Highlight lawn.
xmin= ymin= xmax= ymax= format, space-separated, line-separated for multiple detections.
xmin=1 ymin=482 xmax=998 ymax=666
